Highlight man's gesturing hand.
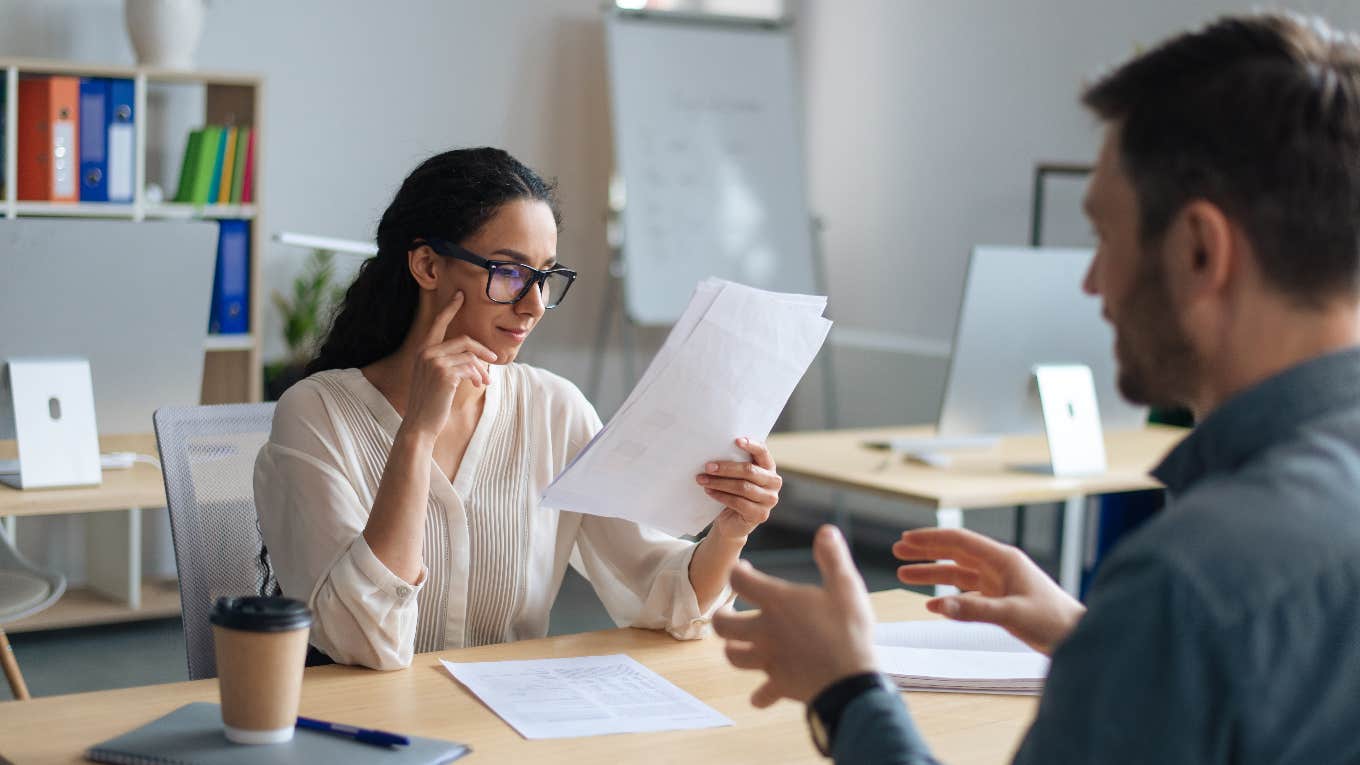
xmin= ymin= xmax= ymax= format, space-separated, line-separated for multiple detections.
xmin=894 ymin=527 xmax=1085 ymax=655
xmin=713 ymin=525 xmax=879 ymax=707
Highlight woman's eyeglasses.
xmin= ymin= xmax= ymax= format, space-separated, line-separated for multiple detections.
xmin=420 ymin=238 xmax=577 ymax=309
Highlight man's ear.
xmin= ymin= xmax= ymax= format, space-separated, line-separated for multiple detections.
xmin=408 ymin=244 xmax=440 ymax=290
xmin=1170 ymin=200 xmax=1234 ymax=301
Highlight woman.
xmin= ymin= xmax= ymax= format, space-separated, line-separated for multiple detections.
xmin=254 ymin=148 xmax=783 ymax=670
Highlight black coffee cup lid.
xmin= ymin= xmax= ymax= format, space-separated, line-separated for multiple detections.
xmin=209 ymin=596 xmax=313 ymax=632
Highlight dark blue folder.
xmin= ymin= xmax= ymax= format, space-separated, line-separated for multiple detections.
xmin=107 ymin=78 xmax=135 ymax=203
xmin=79 ymin=78 xmax=109 ymax=202
xmin=209 ymin=220 xmax=250 ymax=334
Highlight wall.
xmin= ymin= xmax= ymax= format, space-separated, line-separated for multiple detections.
xmin=6 ymin=0 xmax=1360 ymax=578
xmin=792 ymin=0 xmax=1360 ymax=430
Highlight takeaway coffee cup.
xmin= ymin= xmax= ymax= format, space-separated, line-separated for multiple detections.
xmin=209 ymin=596 xmax=313 ymax=744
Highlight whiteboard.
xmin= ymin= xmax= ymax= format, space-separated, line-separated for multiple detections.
xmin=606 ymin=12 xmax=817 ymax=325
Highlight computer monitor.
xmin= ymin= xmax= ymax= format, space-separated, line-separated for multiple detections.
xmin=0 ymin=218 xmax=218 ymax=435
xmin=936 ymin=246 xmax=1147 ymax=437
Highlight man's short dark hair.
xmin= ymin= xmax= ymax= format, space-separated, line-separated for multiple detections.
xmin=1083 ymin=13 xmax=1360 ymax=306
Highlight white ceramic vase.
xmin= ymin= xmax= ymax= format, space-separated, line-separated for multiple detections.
xmin=124 ymin=0 xmax=207 ymax=69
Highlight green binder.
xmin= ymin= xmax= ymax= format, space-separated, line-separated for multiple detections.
xmin=189 ymin=125 xmax=223 ymax=205
xmin=173 ymin=129 xmax=204 ymax=203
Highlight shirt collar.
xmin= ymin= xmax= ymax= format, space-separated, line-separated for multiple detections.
xmin=1153 ymin=346 xmax=1360 ymax=494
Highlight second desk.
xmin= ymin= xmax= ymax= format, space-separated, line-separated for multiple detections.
xmin=767 ymin=425 xmax=1187 ymax=595
xmin=0 ymin=433 xmax=177 ymax=631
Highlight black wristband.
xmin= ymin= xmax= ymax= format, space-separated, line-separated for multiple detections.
xmin=807 ymin=672 xmax=892 ymax=756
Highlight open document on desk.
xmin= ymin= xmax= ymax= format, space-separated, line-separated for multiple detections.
xmin=440 ymin=654 xmax=732 ymax=739
xmin=874 ymin=621 xmax=1050 ymax=695
xmin=542 ymin=278 xmax=832 ymax=536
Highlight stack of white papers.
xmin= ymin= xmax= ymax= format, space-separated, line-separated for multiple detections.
xmin=542 ymin=278 xmax=832 ymax=536
xmin=873 ymin=620 xmax=1050 ymax=695
xmin=440 ymin=654 xmax=733 ymax=739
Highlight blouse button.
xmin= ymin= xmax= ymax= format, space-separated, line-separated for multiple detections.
xmin=396 ymin=585 xmax=412 ymax=598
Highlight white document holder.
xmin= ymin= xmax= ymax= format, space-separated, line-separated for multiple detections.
xmin=0 ymin=357 xmax=102 ymax=489
xmin=1031 ymin=364 xmax=1108 ymax=477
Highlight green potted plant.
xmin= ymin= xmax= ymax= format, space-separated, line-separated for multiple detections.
xmin=263 ymin=248 xmax=346 ymax=401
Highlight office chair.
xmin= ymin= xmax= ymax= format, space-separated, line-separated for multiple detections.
xmin=154 ymin=403 xmax=277 ymax=681
xmin=0 ymin=529 xmax=66 ymax=700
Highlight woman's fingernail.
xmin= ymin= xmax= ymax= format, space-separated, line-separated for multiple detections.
xmin=697 ymin=475 xmax=709 ymax=484
xmin=739 ymin=437 xmax=749 ymax=446
xmin=707 ymin=462 xmax=719 ymax=472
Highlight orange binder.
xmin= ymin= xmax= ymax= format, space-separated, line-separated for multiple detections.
xmin=18 ymin=76 xmax=80 ymax=203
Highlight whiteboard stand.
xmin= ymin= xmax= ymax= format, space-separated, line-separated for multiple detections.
xmin=586 ymin=246 xmax=638 ymax=406
xmin=810 ymin=216 xmax=839 ymax=434
xmin=809 ymin=216 xmax=849 ymax=539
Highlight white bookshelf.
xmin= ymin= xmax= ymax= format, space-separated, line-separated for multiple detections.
xmin=1 ymin=57 xmax=265 ymax=403
xmin=10 ymin=201 xmax=258 ymax=221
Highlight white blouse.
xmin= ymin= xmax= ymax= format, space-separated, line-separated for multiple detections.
xmin=254 ymin=363 xmax=724 ymax=670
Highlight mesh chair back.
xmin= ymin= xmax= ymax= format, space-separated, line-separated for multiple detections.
xmin=154 ymin=403 xmax=276 ymax=680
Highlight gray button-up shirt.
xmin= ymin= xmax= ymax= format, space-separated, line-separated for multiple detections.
xmin=834 ymin=347 xmax=1360 ymax=765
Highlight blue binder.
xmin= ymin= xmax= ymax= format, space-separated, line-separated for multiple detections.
xmin=78 ymin=78 xmax=109 ymax=202
xmin=106 ymin=79 xmax=134 ymax=203
xmin=209 ymin=220 xmax=250 ymax=334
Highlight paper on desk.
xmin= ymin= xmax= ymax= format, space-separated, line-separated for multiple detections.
xmin=542 ymin=279 xmax=832 ymax=536
xmin=873 ymin=621 xmax=1050 ymax=695
xmin=440 ymin=654 xmax=733 ymax=739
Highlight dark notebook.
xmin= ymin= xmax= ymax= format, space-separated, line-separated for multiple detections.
xmin=85 ymin=702 xmax=470 ymax=765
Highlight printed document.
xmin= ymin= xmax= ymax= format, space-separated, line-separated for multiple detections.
xmin=440 ymin=654 xmax=733 ymax=739
xmin=541 ymin=278 xmax=832 ymax=535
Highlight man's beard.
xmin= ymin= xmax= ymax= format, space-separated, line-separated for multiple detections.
xmin=1113 ymin=249 xmax=1199 ymax=410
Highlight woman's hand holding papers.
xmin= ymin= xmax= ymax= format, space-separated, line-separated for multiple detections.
xmin=893 ymin=528 xmax=1086 ymax=655
xmin=685 ymin=438 xmax=783 ymax=611
xmin=697 ymin=437 xmax=782 ymax=541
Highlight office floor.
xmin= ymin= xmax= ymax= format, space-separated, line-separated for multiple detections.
xmin=2 ymin=508 xmax=1058 ymax=702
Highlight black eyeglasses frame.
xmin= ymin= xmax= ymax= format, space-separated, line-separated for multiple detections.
xmin=419 ymin=237 xmax=577 ymax=309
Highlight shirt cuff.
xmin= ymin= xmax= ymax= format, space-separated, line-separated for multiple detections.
xmin=696 ymin=585 xmax=737 ymax=624
xmin=664 ymin=542 xmax=738 ymax=639
xmin=348 ymin=535 xmax=426 ymax=601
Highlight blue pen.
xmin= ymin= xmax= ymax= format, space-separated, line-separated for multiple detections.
xmin=296 ymin=716 xmax=411 ymax=748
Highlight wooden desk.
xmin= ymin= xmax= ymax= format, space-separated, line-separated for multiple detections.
xmin=0 ymin=434 xmax=178 ymax=632
xmin=768 ymin=425 xmax=1188 ymax=595
xmin=0 ymin=590 xmax=1037 ymax=764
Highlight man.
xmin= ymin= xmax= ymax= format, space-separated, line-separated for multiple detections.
xmin=714 ymin=12 xmax=1360 ymax=764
